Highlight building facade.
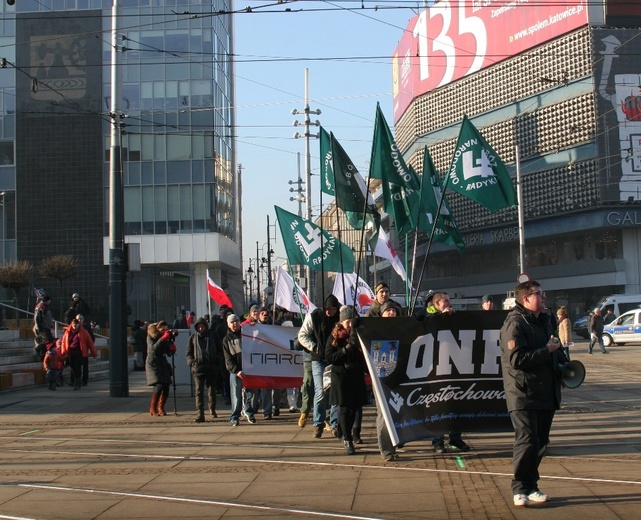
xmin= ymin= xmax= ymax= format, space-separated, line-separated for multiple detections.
xmin=0 ymin=0 xmax=241 ymax=325
xmin=386 ymin=0 xmax=641 ymax=320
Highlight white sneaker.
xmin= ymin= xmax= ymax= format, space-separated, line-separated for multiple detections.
xmin=513 ymin=494 xmax=529 ymax=507
xmin=527 ymin=490 xmax=550 ymax=503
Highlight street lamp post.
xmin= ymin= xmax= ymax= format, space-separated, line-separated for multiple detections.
xmin=0 ymin=191 xmax=5 ymax=264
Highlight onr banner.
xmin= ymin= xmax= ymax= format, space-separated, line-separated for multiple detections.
xmin=356 ymin=312 xmax=511 ymax=446
xmin=241 ymin=324 xmax=303 ymax=389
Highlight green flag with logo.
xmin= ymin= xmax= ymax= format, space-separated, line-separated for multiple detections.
xmin=369 ymin=103 xmax=420 ymax=236
xmin=446 ymin=115 xmax=517 ymax=212
xmin=319 ymin=126 xmax=335 ymax=196
xmin=274 ymin=205 xmax=355 ymax=273
xmin=329 ymin=131 xmax=380 ymax=250
xmin=418 ymin=147 xmax=465 ymax=252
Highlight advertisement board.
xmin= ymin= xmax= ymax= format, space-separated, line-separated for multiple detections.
xmin=392 ymin=0 xmax=589 ymax=122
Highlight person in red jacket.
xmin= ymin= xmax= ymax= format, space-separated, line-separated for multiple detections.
xmin=60 ymin=318 xmax=97 ymax=390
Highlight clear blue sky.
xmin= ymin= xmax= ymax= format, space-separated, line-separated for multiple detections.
xmin=233 ymin=1 xmax=417 ymax=282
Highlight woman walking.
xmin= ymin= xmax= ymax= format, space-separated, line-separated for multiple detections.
xmin=325 ymin=306 xmax=368 ymax=455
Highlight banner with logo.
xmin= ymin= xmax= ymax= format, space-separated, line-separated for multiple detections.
xmin=332 ymin=272 xmax=375 ymax=315
xmin=241 ymin=324 xmax=303 ymax=389
xmin=274 ymin=266 xmax=316 ymax=314
xmin=356 ymin=311 xmax=511 ymax=446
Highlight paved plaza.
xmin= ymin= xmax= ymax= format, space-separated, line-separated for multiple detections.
xmin=0 ymin=339 xmax=640 ymax=519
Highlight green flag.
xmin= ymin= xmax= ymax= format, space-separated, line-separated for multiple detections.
xmin=446 ymin=115 xmax=517 ymax=212
xmin=274 ymin=206 xmax=355 ymax=273
xmin=369 ymin=102 xmax=420 ymax=236
xmin=329 ymin=131 xmax=380 ymax=249
xmin=418 ymin=147 xmax=465 ymax=252
xmin=319 ymin=126 xmax=334 ymax=196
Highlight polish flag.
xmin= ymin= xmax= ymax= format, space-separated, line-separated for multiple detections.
xmin=207 ymin=275 xmax=233 ymax=308
xmin=374 ymin=227 xmax=407 ymax=282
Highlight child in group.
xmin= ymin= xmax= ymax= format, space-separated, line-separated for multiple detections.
xmin=43 ymin=341 xmax=63 ymax=391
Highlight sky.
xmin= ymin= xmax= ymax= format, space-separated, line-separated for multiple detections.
xmin=233 ymin=1 xmax=418 ymax=285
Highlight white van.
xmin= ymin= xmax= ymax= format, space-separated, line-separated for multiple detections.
xmin=595 ymin=294 xmax=641 ymax=317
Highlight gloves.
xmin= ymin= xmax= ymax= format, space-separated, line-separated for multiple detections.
xmin=161 ymin=330 xmax=173 ymax=341
xmin=169 ymin=343 xmax=177 ymax=355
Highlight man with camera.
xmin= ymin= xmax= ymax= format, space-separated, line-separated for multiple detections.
xmin=500 ymin=280 xmax=568 ymax=507
xmin=146 ymin=321 xmax=177 ymax=416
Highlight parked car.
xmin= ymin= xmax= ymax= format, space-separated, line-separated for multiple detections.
xmin=573 ymin=315 xmax=589 ymax=339
xmin=602 ymin=309 xmax=641 ymax=347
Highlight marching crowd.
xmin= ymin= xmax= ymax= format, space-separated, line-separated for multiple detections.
xmin=34 ymin=280 xmax=595 ymax=508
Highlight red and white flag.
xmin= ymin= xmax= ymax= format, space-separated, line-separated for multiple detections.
xmin=332 ymin=272 xmax=375 ymax=316
xmin=207 ymin=273 xmax=233 ymax=308
xmin=374 ymin=227 xmax=407 ymax=282
xmin=274 ymin=266 xmax=316 ymax=314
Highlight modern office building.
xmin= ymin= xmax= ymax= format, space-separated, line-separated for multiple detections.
xmin=0 ymin=0 xmax=241 ymax=324
xmin=384 ymin=0 xmax=641 ymax=318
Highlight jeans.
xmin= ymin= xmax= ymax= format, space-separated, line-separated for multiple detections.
xmin=589 ymin=333 xmax=606 ymax=353
xmin=243 ymin=388 xmax=259 ymax=419
xmin=300 ymin=361 xmax=314 ymax=414
xmin=311 ymin=360 xmax=329 ymax=426
xmin=259 ymin=388 xmax=273 ymax=417
xmin=229 ymin=373 xmax=243 ymax=421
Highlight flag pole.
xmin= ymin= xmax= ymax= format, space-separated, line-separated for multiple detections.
xmin=206 ymin=269 xmax=212 ymax=319
xmin=516 ymin=144 xmax=526 ymax=273
xmin=272 ymin=267 xmax=279 ymax=321
xmin=409 ymin=172 xmax=450 ymax=315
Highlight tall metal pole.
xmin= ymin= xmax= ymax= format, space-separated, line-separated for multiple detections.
xmin=108 ymin=0 xmax=128 ymax=397
xmin=266 ymin=215 xmax=273 ymax=288
xmin=256 ymin=241 xmax=260 ymax=304
xmin=515 ymin=145 xmax=526 ymax=273
xmin=304 ymin=69 xmax=312 ymax=299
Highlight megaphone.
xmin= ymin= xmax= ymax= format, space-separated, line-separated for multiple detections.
xmin=561 ymin=360 xmax=586 ymax=389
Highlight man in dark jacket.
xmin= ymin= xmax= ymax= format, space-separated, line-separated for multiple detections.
xmin=63 ymin=293 xmax=90 ymax=324
xmin=222 ymin=314 xmax=258 ymax=425
xmin=297 ymin=294 xmax=340 ymax=438
xmin=588 ymin=308 xmax=608 ymax=354
xmin=186 ymin=318 xmax=219 ymax=422
xmin=500 ymin=280 xmax=567 ymax=507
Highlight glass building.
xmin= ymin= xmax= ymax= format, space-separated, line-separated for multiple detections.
xmin=0 ymin=0 xmax=241 ymax=324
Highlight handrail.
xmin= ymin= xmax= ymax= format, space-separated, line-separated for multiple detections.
xmin=0 ymin=301 xmax=109 ymax=340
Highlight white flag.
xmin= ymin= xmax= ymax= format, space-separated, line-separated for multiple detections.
xmin=332 ymin=272 xmax=375 ymax=316
xmin=374 ymin=227 xmax=407 ymax=282
xmin=274 ymin=266 xmax=316 ymax=314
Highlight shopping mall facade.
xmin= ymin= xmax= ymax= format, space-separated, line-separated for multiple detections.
xmin=379 ymin=0 xmax=641 ymax=319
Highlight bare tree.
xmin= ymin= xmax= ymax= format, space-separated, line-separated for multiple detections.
xmin=0 ymin=260 xmax=34 ymax=326
xmin=39 ymin=255 xmax=79 ymax=317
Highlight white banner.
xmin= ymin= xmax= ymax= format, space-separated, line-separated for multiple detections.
xmin=274 ymin=266 xmax=316 ymax=314
xmin=240 ymin=324 xmax=304 ymax=389
xmin=332 ymin=272 xmax=375 ymax=316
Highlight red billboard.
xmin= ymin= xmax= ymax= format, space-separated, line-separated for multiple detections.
xmin=392 ymin=0 xmax=590 ymax=122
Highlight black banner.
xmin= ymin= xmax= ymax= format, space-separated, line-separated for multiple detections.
xmin=357 ymin=311 xmax=511 ymax=446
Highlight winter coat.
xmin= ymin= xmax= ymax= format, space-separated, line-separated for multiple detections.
xmin=297 ymin=308 xmax=339 ymax=362
xmin=186 ymin=324 xmax=218 ymax=375
xmin=325 ymin=325 xmax=368 ymax=408
xmin=557 ymin=315 xmax=571 ymax=346
xmin=33 ymin=301 xmax=53 ymax=333
xmin=222 ymin=328 xmax=243 ymax=374
xmin=145 ymin=323 xmax=174 ymax=386
xmin=500 ymin=303 xmax=567 ymax=412
xmin=589 ymin=313 xmax=604 ymax=335
xmin=64 ymin=298 xmax=90 ymax=324
xmin=60 ymin=326 xmax=96 ymax=358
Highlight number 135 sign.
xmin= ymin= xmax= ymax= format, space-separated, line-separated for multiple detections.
xmin=392 ymin=0 xmax=588 ymax=122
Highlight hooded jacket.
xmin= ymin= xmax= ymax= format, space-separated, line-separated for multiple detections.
xmin=222 ymin=327 xmax=243 ymax=374
xmin=500 ymin=302 xmax=567 ymax=412
xmin=297 ymin=296 xmax=340 ymax=363
xmin=186 ymin=318 xmax=218 ymax=374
